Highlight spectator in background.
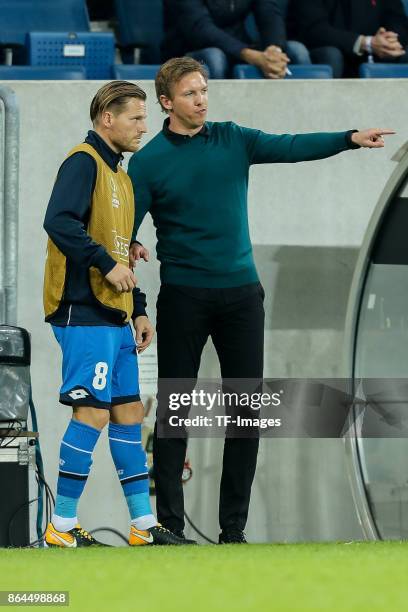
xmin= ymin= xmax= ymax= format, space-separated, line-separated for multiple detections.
xmin=86 ymin=0 xmax=114 ymax=21
xmin=162 ymin=0 xmax=310 ymax=78
xmin=288 ymin=0 xmax=408 ymax=78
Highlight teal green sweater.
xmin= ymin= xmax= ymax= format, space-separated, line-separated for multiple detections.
xmin=128 ymin=120 xmax=357 ymax=288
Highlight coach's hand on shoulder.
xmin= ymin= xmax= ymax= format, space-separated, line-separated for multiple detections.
xmin=133 ymin=315 xmax=155 ymax=353
xmin=129 ymin=243 xmax=150 ymax=268
xmin=105 ymin=263 xmax=137 ymax=292
xmin=352 ymin=128 xmax=396 ymax=148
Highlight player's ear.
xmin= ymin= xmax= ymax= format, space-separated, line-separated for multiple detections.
xmin=160 ymin=95 xmax=173 ymax=112
xmin=101 ymin=110 xmax=114 ymax=128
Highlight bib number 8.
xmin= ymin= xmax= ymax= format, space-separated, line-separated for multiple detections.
xmin=93 ymin=362 xmax=109 ymax=390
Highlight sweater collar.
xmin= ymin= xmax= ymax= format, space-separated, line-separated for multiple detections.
xmin=162 ymin=117 xmax=209 ymax=143
xmin=85 ymin=130 xmax=123 ymax=171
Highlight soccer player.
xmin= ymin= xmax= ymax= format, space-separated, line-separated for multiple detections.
xmin=127 ymin=57 xmax=394 ymax=544
xmin=43 ymin=81 xmax=189 ymax=547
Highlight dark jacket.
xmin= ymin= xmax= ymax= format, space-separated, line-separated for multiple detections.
xmin=288 ymin=0 xmax=408 ymax=55
xmin=162 ymin=0 xmax=287 ymax=60
xmin=43 ymin=130 xmax=147 ymax=326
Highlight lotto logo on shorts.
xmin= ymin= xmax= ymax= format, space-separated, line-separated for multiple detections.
xmin=68 ymin=388 xmax=90 ymax=400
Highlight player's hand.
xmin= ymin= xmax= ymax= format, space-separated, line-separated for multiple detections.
xmin=351 ymin=128 xmax=396 ymax=148
xmin=129 ymin=242 xmax=149 ymax=267
xmin=133 ymin=315 xmax=155 ymax=353
xmin=372 ymin=27 xmax=405 ymax=58
xmin=105 ymin=263 xmax=137 ymax=292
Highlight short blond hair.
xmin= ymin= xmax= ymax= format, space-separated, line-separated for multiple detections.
xmin=90 ymin=80 xmax=146 ymax=123
xmin=155 ymin=57 xmax=208 ymax=112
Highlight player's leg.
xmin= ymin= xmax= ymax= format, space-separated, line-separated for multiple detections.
xmin=45 ymin=325 xmax=117 ymax=548
xmin=154 ymin=284 xmax=210 ymax=536
xmin=109 ymin=324 xmax=193 ymax=545
xmin=109 ymin=401 xmax=155 ymax=541
xmin=211 ymin=283 xmax=265 ymax=543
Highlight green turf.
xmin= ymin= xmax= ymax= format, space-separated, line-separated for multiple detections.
xmin=1 ymin=542 xmax=408 ymax=611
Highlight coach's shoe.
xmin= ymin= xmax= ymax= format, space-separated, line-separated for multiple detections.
xmin=218 ymin=528 xmax=247 ymax=544
xmin=44 ymin=522 xmax=107 ymax=548
xmin=172 ymin=529 xmax=197 ymax=545
xmin=129 ymin=524 xmax=196 ymax=546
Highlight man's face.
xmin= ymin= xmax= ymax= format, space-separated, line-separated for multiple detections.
xmin=107 ymin=97 xmax=147 ymax=153
xmin=163 ymin=71 xmax=208 ymax=129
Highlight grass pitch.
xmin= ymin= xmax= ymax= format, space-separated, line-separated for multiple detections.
xmin=1 ymin=542 xmax=408 ymax=611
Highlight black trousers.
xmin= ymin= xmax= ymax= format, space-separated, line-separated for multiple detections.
xmin=153 ymin=282 xmax=265 ymax=532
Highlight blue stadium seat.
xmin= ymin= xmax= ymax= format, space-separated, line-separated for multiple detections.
xmin=403 ymin=0 xmax=408 ymax=16
xmin=112 ymin=64 xmax=160 ymax=80
xmin=359 ymin=63 xmax=408 ymax=78
xmin=0 ymin=65 xmax=87 ymax=79
xmin=232 ymin=64 xmax=333 ymax=79
xmin=114 ymin=0 xmax=163 ymax=64
xmin=28 ymin=32 xmax=115 ymax=79
xmin=0 ymin=0 xmax=90 ymax=47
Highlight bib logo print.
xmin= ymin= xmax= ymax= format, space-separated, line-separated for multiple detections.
xmin=110 ymin=176 xmax=120 ymax=208
xmin=112 ymin=229 xmax=130 ymax=263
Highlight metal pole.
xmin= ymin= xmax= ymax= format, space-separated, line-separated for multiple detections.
xmin=0 ymin=98 xmax=4 ymax=323
xmin=0 ymin=86 xmax=19 ymax=325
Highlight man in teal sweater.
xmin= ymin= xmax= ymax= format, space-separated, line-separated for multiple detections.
xmin=128 ymin=57 xmax=393 ymax=544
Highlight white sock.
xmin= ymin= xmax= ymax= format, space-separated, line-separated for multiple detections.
xmin=52 ymin=514 xmax=78 ymax=532
xmin=131 ymin=514 xmax=157 ymax=531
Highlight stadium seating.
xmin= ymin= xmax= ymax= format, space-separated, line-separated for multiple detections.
xmin=114 ymin=0 xmax=163 ymax=64
xmin=28 ymin=32 xmax=115 ymax=79
xmin=0 ymin=66 xmax=87 ymax=79
xmin=0 ymin=0 xmax=90 ymax=48
xmin=112 ymin=64 xmax=160 ymax=80
xmin=359 ymin=63 xmax=408 ymax=78
xmin=232 ymin=64 xmax=333 ymax=79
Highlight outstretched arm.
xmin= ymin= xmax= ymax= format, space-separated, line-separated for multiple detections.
xmin=240 ymin=125 xmax=395 ymax=165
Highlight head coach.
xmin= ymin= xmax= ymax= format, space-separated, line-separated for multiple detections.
xmin=127 ymin=57 xmax=393 ymax=544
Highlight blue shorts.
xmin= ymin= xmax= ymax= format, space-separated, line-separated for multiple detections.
xmin=52 ymin=324 xmax=140 ymax=409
